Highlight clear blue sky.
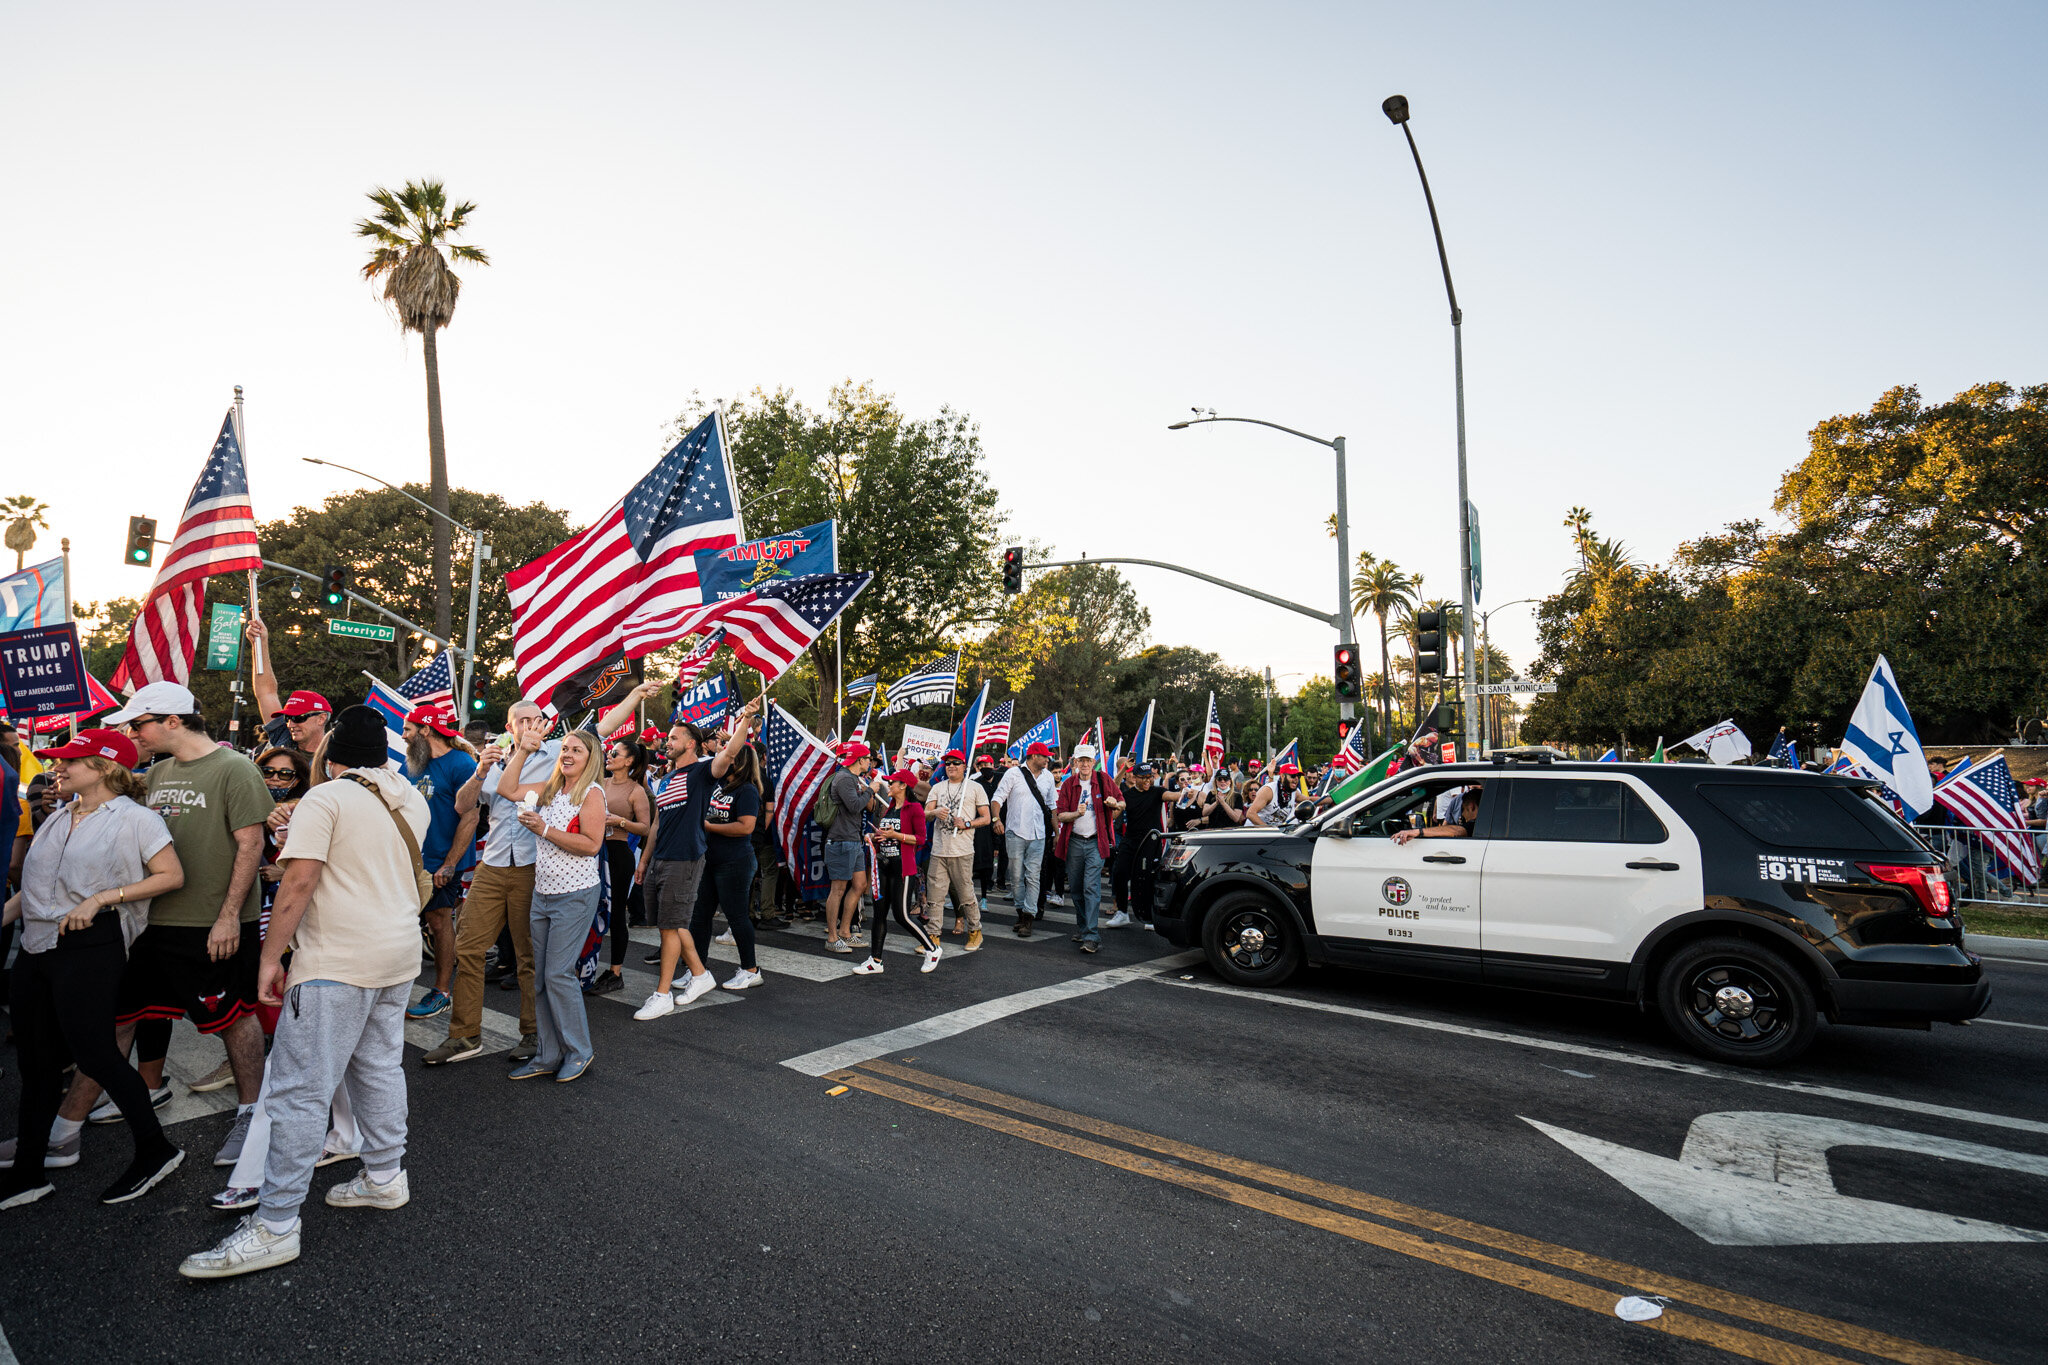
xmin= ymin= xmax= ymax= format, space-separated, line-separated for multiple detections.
xmin=4 ymin=1 xmax=2042 ymax=698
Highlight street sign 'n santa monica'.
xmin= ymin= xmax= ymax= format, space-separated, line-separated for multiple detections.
xmin=1475 ymin=675 xmax=1558 ymax=696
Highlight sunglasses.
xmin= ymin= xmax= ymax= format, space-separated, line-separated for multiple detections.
xmin=262 ymin=767 xmax=299 ymax=779
xmin=124 ymin=716 xmax=165 ymax=730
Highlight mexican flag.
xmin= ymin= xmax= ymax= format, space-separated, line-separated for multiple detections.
xmin=1327 ymin=746 xmax=1403 ymax=807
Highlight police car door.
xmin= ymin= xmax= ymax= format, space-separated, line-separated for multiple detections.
xmin=1311 ymin=776 xmax=1487 ymax=978
xmin=1479 ymin=774 xmax=1702 ymax=985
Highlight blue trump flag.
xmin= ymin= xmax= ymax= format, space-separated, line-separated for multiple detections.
xmin=693 ymin=520 xmax=836 ymax=602
xmin=0 ymin=557 xmax=65 ymax=635
xmin=1009 ymin=712 xmax=1060 ymax=760
xmin=673 ymin=673 xmax=731 ymax=730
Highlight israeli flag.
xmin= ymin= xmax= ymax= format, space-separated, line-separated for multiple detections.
xmin=1839 ymin=654 xmax=1933 ymax=820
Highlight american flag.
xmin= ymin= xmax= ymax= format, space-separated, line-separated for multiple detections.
xmin=672 ymin=627 xmax=727 ymax=692
xmin=975 ymin=698 xmax=1013 ymax=749
xmin=1202 ymin=691 xmax=1225 ymax=765
xmin=1330 ymin=720 xmax=1370 ymax=774
xmin=618 ymin=572 xmax=871 ymax=681
xmin=879 ymin=650 xmax=959 ymax=716
xmin=763 ymin=702 xmax=839 ymax=877
xmin=1935 ymin=754 xmax=2038 ymax=885
xmin=396 ymin=649 xmax=456 ymax=711
xmin=507 ymin=413 xmax=741 ymax=707
xmin=112 ymin=411 xmax=263 ymax=691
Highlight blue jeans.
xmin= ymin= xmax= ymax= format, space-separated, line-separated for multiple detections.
xmin=1065 ymin=838 xmax=1104 ymax=943
xmin=1006 ymin=833 xmax=1045 ymax=917
xmin=530 ymin=884 xmax=597 ymax=1071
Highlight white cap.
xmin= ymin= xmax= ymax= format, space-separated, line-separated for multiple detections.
xmin=101 ymin=680 xmax=197 ymax=727
xmin=1073 ymin=744 xmax=1098 ymax=761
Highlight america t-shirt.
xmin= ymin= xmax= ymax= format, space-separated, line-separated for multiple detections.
xmin=651 ymin=757 xmax=717 ymax=863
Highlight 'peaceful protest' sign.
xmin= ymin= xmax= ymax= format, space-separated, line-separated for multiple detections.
xmin=0 ymin=623 xmax=90 ymax=716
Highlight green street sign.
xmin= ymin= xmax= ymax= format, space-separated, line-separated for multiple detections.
xmin=204 ymin=604 xmax=244 ymax=672
xmin=1465 ymin=499 xmax=1482 ymax=604
xmin=327 ymin=618 xmax=396 ymax=643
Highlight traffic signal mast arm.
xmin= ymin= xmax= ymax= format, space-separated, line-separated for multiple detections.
xmin=257 ymin=558 xmax=459 ymax=653
xmin=1021 ymin=556 xmax=1342 ymax=629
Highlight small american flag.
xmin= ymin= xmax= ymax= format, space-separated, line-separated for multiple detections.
xmin=113 ymin=410 xmax=263 ymax=691
xmin=975 ymin=698 xmax=1013 ymax=749
xmin=622 ymin=572 xmax=871 ymax=681
xmin=1202 ymin=691 xmax=1225 ymax=765
xmin=1330 ymin=721 xmax=1370 ymax=774
xmin=1935 ymin=754 xmax=2039 ymax=885
xmin=396 ymin=650 xmax=456 ymax=712
xmin=673 ymin=627 xmax=727 ymax=692
xmin=507 ymin=413 xmax=741 ymax=708
xmin=763 ymin=702 xmax=839 ymax=876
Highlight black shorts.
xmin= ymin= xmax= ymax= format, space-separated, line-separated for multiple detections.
xmin=115 ymin=923 xmax=260 ymax=1035
xmin=424 ymin=879 xmax=465 ymax=914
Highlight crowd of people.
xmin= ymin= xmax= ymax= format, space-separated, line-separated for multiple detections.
xmin=0 ymin=665 xmax=1371 ymax=1280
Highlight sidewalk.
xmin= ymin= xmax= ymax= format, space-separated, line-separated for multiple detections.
xmin=1965 ymin=932 xmax=2048 ymax=963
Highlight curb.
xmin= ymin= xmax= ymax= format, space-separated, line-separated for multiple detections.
xmin=1965 ymin=932 xmax=2048 ymax=962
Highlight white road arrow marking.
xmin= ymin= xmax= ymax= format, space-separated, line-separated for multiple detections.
xmin=1526 ymin=1111 xmax=2048 ymax=1246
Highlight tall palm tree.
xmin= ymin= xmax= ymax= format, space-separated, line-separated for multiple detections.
xmin=1584 ymin=535 xmax=1638 ymax=583
xmin=3 ymin=496 xmax=50 ymax=570
xmin=1563 ymin=506 xmax=1594 ymax=574
xmin=357 ymin=181 xmax=490 ymax=638
xmin=1351 ymin=553 xmax=1416 ymax=738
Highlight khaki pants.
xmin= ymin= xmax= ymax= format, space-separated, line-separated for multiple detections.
xmin=923 ymin=854 xmax=979 ymax=932
xmin=450 ymin=863 xmax=536 ymax=1041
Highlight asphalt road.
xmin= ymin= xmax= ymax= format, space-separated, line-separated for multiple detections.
xmin=2 ymin=900 xmax=2044 ymax=1364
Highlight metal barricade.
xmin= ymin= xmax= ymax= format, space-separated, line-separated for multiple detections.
xmin=1911 ymin=823 xmax=2047 ymax=907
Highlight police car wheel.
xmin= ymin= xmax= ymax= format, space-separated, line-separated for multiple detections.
xmin=1202 ymin=892 xmax=1301 ymax=988
xmin=1655 ymin=936 xmax=1817 ymax=1067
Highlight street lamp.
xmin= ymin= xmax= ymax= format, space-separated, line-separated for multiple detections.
xmin=1383 ymin=94 xmax=1480 ymax=758
xmin=303 ymin=457 xmax=492 ymax=714
xmin=1169 ymin=412 xmax=1356 ymax=719
xmin=1477 ymin=597 xmax=1537 ymax=752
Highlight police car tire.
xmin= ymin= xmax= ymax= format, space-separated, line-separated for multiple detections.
xmin=1654 ymin=936 xmax=1817 ymax=1067
xmin=1202 ymin=891 xmax=1302 ymax=988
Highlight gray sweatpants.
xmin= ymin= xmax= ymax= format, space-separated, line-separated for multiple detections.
xmin=259 ymin=979 xmax=410 ymax=1224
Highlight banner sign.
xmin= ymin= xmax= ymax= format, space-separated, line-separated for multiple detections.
xmin=899 ymin=723 xmax=949 ymax=763
xmin=205 ymin=603 xmax=244 ymax=671
xmin=672 ymin=673 xmax=731 ymax=730
xmin=0 ymin=623 xmax=90 ymax=716
xmin=694 ymin=519 xmax=836 ymax=602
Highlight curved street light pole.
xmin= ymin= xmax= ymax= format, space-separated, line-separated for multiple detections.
xmin=1168 ymin=414 xmax=1356 ymax=720
xmin=1477 ymin=597 xmax=1537 ymax=751
xmin=1383 ymin=94 xmax=1480 ymax=758
xmin=303 ymin=456 xmax=490 ymax=716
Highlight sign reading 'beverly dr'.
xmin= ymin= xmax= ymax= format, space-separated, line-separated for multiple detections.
xmin=328 ymin=618 xmax=397 ymax=643
xmin=0 ymin=623 xmax=91 ymax=716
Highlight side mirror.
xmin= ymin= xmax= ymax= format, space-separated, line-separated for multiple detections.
xmin=1321 ymin=819 xmax=1352 ymax=840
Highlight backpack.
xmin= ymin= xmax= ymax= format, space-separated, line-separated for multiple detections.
xmin=812 ymin=768 xmax=844 ymax=828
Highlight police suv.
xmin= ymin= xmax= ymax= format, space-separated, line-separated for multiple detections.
xmin=1154 ymin=752 xmax=1989 ymax=1066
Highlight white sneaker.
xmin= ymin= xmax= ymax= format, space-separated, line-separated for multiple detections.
xmin=921 ymin=947 xmax=942 ymax=974
xmin=676 ymin=971 xmax=717 ymax=1006
xmin=851 ymin=957 xmax=885 ymax=975
xmin=714 ymin=930 xmax=736 ymax=946
xmin=633 ymin=991 xmax=676 ymax=1021
xmin=89 ymin=1086 xmax=171 ymax=1125
xmin=179 ymin=1215 xmax=301 ymax=1279
xmin=722 ymin=969 xmax=763 ymax=991
xmin=1048 ymin=894 xmax=1069 ymax=907
xmin=325 ymin=1168 xmax=409 ymax=1210
xmin=1103 ymin=911 xmax=1133 ymax=928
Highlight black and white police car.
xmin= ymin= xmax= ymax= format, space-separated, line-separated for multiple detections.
xmin=1154 ymin=750 xmax=1990 ymax=1065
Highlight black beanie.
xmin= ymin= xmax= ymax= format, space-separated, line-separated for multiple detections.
xmin=328 ymin=705 xmax=391 ymax=768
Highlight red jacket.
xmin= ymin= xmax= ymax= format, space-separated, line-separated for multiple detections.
xmin=1054 ymin=769 xmax=1117 ymax=860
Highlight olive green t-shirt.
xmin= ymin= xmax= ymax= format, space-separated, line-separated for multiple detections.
xmin=145 ymin=747 xmax=273 ymax=927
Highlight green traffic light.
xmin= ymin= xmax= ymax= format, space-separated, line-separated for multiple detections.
xmin=471 ymin=696 xmax=487 ymax=712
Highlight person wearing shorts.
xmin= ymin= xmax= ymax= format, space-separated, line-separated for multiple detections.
xmin=633 ymin=698 xmax=762 ymax=1021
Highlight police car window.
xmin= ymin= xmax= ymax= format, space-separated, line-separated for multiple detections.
xmin=1697 ymin=785 xmax=1875 ymax=849
xmin=1350 ymin=783 xmax=1439 ymax=836
xmin=1502 ymin=780 xmax=1656 ymax=844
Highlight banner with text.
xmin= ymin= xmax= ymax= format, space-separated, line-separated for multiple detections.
xmin=0 ymin=623 xmax=90 ymax=716
xmin=898 ymin=723 xmax=950 ymax=763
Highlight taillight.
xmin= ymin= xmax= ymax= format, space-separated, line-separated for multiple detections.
xmin=1862 ymin=862 xmax=1953 ymax=917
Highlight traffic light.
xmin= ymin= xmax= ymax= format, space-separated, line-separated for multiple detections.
xmin=1001 ymin=546 xmax=1024 ymax=595
xmin=1430 ymin=702 xmax=1462 ymax=734
xmin=471 ymin=693 xmax=488 ymax=713
xmin=1415 ymin=610 xmax=1443 ymax=676
xmin=1337 ymin=718 xmax=1353 ymax=745
xmin=125 ymin=516 xmax=157 ymax=567
xmin=1333 ymin=643 xmax=1360 ymax=700
xmin=321 ymin=564 xmax=348 ymax=608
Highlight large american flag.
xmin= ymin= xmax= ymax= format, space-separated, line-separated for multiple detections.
xmin=506 ymin=413 xmax=741 ymax=708
xmin=1330 ymin=719 xmax=1371 ymax=774
xmin=763 ymin=702 xmax=839 ymax=877
xmin=1202 ymin=691 xmax=1225 ymax=765
xmin=1935 ymin=754 xmax=2039 ymax=885
xmin=975 ymin=698 xmax=1013 ymax=749
xmin=395 ymin=649 xmax=456 ymax=711
xmin=112 ymin=411 xmax=263 ymax=691
xmin=620 ymin=572 xmax=871 ymax=681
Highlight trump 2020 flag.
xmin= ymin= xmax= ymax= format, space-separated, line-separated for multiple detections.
xmin=694 ymin=519 xmax=836 ymax=602
xmin=1838 ymin=655 xmax=1933 ymax=820
xmin=1009 ymin=712 xmax=1059 ymax=760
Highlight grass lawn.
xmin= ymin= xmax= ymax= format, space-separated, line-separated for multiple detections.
xmin=1961 ymin=905 xmax=2048 ymax=940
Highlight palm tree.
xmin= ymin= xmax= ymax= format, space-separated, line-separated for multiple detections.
xmin=3 ymin=496 xmax=50 ymax=570
xmin=1351 ymin=553 xmax=1416 ymax=738
xmin=1563 ymin=506 xmax=1595 ymax=572
xmin=357 ymin=181 xmax=490 ymax=638
xmin=1583 ymin=535 xmax=1638 ymax=583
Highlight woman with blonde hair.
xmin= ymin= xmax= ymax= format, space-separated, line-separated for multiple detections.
xmin=498 ymin=727 xmax=606 ymax=1082
xmin=1 ymin=729 xmax=185 ymax=1209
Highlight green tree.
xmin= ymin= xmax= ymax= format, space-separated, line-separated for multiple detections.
xmin=685 ymin=383 xmax=1005 ymax=732
xmin=357 ymin=180 xmax=490 ymax=639
xmin=3 ymin=496 xmax=50 ymax=570
xmin=1350 ymin=551 xmax=1416 ymax=738
xmin=973 ymin=562 xmax=1149 ymax=741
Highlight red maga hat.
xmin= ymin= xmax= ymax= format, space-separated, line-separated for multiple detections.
xmin=279 ymin=690 xmax=332 ymax=718
xmin=1025 ymin=741 xmax=1052 ymax=758
xmin=404 ymin=706 xmax=460 ymax=738
xmin=35 ymin=727 xmax=138 ymax=769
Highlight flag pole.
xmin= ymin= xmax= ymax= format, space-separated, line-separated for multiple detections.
xmin=61 ymin=537 xmax=78 ymax=741
xmin=233 ymin=386 xmax=266 ymax=679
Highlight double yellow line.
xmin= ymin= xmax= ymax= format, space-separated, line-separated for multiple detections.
xmin=830 ymin=1060 xmax=1992 ymax=1365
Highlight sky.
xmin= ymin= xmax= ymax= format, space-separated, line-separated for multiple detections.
xmin=4 ymin=1 xmax=2043 ymax=704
